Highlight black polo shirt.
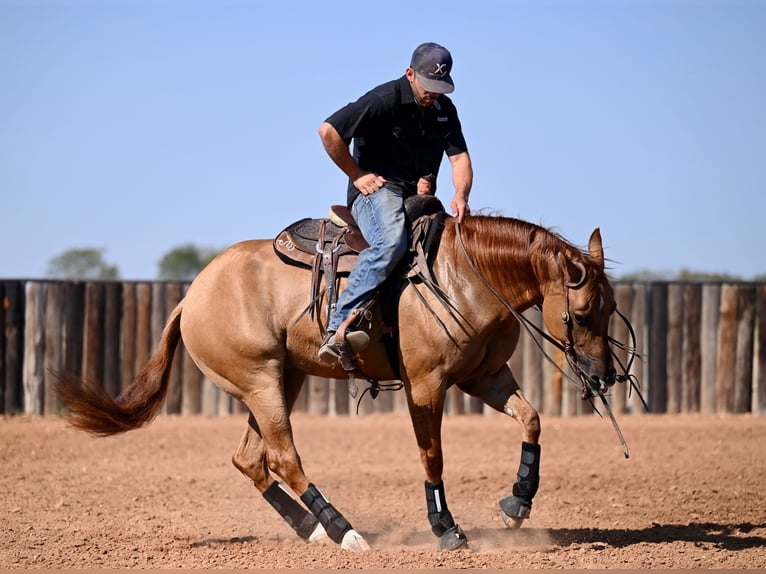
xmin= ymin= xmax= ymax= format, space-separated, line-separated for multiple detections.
xmin=325 ymin=75 xmax=468 ymax=207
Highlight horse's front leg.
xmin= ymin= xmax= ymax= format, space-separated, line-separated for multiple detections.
xmin=458 ymin=364 xmax=541 ymax=530
xmin=406 ymin=377 xmax=469 ymax=551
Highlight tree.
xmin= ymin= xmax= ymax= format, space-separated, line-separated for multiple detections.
xmin=157 ymin=244 xmax=219 ymax=280
xmin=47 ymin=248 xmax=120 ymax=279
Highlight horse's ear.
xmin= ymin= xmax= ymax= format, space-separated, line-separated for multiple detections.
xmin=588 ymin=228 xmax=604 ymax=268
xmin=559 ymin=252 xmax=587 ymax=289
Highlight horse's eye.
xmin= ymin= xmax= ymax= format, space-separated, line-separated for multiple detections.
xmin=574 ymin=313 xmax=587 ymax=326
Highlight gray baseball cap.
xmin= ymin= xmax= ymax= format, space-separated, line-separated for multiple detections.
xmin=410 ymin=42 xmax=454 ymax=94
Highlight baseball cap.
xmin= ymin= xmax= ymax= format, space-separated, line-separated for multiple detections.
xmin=410 ymin=42 xmax=454 ymax=94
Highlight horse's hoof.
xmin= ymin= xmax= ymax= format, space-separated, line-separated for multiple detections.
xmin=500 ymin=510 xmax=525 ymax=530
xmin=308 ymin=523 xmax=330 ymax=544
xmin=499 ymin=494 xmax=531 ymax=530
xmin=340 ymin=529 xmax=370 ymax=552
xmin=437 ymin=524 xmax=468 ymax=551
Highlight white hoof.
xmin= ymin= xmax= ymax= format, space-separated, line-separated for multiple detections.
xmin=501 ymin=510 xmax=524 ymax=530
xmin=308 ymin=523 xmax=330 ymax=544
xmin=340 ymin=529 xmax=370 ymax=552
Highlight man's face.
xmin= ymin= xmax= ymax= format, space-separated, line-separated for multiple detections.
xmin=406 ymin=68 xmax=442 ymax=108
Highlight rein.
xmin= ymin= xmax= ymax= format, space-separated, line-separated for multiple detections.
xmin=453 ymin=220 xmax=645 ymax=458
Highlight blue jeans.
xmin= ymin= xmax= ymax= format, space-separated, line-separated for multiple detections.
xmin=327 ymin=186 xmax=409 ymax=332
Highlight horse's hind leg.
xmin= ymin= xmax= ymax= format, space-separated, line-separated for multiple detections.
xmin=231 ymin=369 xmax=369 ymax=551
xmin=458 ymin=364 xmax=541 ymax=529
xmin=233 ymin=412 xmax=323 ymax=542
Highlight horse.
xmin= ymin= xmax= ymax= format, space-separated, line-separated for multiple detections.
xmin=56 ymin=213 xmax=628 ymax=553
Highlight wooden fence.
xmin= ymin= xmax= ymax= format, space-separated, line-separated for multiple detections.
xmin=1 ymin=280 xmax=764 ymax=417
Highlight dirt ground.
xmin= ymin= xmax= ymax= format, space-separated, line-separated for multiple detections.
xmin=1 ymin=411 xmax=765 ymax=569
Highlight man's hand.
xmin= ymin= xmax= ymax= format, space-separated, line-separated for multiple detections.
xmin=451 ymin=195 xmax=470 ymax=224
xmin=417 ymin=177 xmax=434 ymax=195
xmin=354 ymin=171 xmax=386 ymax=195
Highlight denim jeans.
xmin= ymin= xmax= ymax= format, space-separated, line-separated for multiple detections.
xmin=327 ymin=186 xmax=409 ymax=332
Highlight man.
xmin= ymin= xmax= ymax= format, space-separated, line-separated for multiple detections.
xmin=317 ymin=42 xmax=473 ymax=363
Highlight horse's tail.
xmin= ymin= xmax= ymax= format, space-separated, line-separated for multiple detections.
xmin=56 ymin=300 xmax=185 ymax=437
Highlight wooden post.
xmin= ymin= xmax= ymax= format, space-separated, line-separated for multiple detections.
xmin=83 ymin=282 xmax=105 ymax=392
xmin=756 ymin=284 xmax=766 ymax=414
xmin=610 ymin=283 xmax=633 ymax=414
xmin=521 ymin=308 xmax=543 ymax=412
xmin=63 ymin=281 xmax=85 ymax=380
xmin=507 ymin=332 xmax=524 ymax=415
xmin=307 ymin=375 xmax=330 ymax=415
xmin=733 ymin=284 xmax=755 ymax=413
xmin=23 ymin=282 xmax=44 ymax=415
xmin=201 ymin=377 xmax=220 ymax=415
xmin=648 ymin=282 xmax=668 ymax=413
xmin=134 ymin=282 xmax=153 ymax=372
xmin=103 ymin=282 xmax=122 ymax=397
xmin=181 ymin=345 xmax=203 ymax=415
xmin=2 ymin=282 xmax=24 ymax=414
xmin=44 ymin=282 xmax=64 ymax=414
xmin=333 ymin=379 xmax=349 ymax=415
xmin=665 ymin=283 xmax=684 ymax=413
xmin=628 ymin=282 xmax=648 ymax=415
xmin=180 ymin=282 xmax=202 ymax=415
xmin=163 ymin=282 xmax=183 ymax=414
xmin=446 ymin=384 xmax=464 ymax=415
xmin=700 ymin=284 xmax=720 ymax=413
xmin=681 ymin=283 xmax=702 ymax=413
xmin=542 ymin=334 xmax=561 ymax=416
xmin=0 ymin=282 xmax=5 ymax=413
xmin=120 ymin=282 xmax=137 ymax=392
xmin=715 ymin=284 xmax=738 ymax=413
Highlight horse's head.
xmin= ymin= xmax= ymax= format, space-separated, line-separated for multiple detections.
xmin=540 ymin=228 xmax=616 ymax=396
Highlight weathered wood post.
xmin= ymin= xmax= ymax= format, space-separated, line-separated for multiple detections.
xmin=3 ymin=282 xmax=24 ymax=414
xmin=681 ymin=283 xmax=702 ymax=412
xmin=103 ymin=282 xmax=122 ymax=397
xmin=628 ymin=282 xmax=648 ymax=414
xmin=756 ymin=284 xmax=766 ymax=415
xmin=521 ymin=309 xmax=543 ymax=412
xmin=120 ymin=282 xmax=137 ymax=392
xmin=44 ymin=282 xmax=64 ymax=414
xmin=700 ymin=283 xmax=720 ymax=413
xmin=163 ymin=282 xmax=183 ymax=414
xmin=666 ymin=283 xmax=684 ymax=413
xmin=23 ymin=282 xmax=44 ymax=415
xmin=716 ymin=284 xmax=738 ymax=413
xmin=648 ymin=282 xmax=668 ymax=413
xmin=733 ymin=284 xmax=755 ymax=413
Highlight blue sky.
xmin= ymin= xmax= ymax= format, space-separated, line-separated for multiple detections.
xmin=2 ymin=0 xmax=764 ymax=280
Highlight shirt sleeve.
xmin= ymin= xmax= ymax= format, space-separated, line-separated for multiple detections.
xmin=325 ymin=90 xmax=388 ymax=145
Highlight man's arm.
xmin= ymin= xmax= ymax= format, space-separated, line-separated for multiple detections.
xmin=318 ymin=122 xmax=385 ymax=196
xmin=448 ymin=151 xmax=473 ymax=223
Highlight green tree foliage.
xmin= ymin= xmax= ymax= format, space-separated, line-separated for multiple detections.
xmin=157 ymin=244 xmax=219 ymax=280
xmin=46 ymin=248 xmax=120 ymax=279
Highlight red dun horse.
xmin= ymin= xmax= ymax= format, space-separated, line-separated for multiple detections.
xmin=57 ymin=214 xmax=619 ymax=552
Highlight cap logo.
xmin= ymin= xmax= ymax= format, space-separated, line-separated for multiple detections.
xmin=432 ymin=63 xmax=448 ymax=77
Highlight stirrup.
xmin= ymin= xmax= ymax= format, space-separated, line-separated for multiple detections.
xmin=318 ymin=330 xmax=370 ymax=363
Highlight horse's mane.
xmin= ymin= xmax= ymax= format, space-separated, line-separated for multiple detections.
xmin=441 ymin=215 xmax=594 ymax=288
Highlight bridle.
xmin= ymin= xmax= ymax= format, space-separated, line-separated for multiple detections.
xmin=454 ymin=220 xmax=646 ymax=458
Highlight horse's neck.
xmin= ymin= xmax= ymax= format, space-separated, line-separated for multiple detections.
xmin=439 ymin=219 xmax=551 ymax=312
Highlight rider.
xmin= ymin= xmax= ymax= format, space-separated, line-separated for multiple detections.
xmin=317 ymin=42 xmax=473 ymax=363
